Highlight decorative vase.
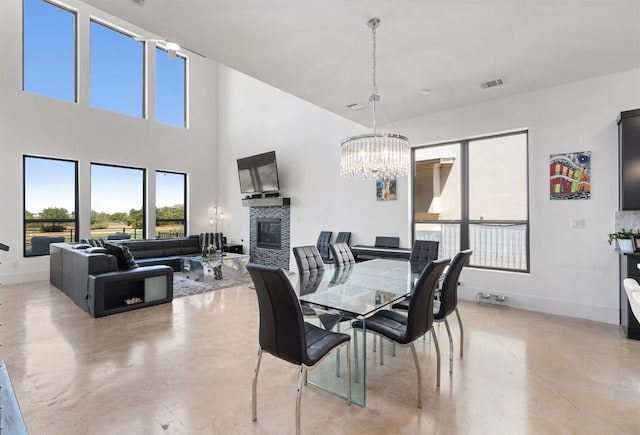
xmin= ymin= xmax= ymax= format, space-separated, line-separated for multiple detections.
xmin=617 ymin=238 xmax=634 ymax=253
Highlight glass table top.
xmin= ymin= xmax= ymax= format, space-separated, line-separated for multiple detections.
xmin=298 ymin=259 xmax=420 ymax=318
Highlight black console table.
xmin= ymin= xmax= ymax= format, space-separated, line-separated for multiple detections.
xmin=350 ymin=245 xmax=411 ymax=261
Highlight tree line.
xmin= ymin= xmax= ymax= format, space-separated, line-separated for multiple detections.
xmin=26 ymin=206 xmax=184 ymax=231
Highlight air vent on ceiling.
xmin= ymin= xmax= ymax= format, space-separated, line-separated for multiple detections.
xmin=346 ymin=103 xmax=365 ymax=111
xmin=129 ymin=0 xmax=147 ymax=6
xmin=481 ymin=77 xmax=506 ymax=89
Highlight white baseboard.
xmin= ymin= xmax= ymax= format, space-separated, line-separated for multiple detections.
xmin=459 ymin=287 xmax=619 ymax=326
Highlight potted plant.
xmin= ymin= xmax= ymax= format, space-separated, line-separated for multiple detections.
xmin=608 ymin=228 xmax=640 ymax=253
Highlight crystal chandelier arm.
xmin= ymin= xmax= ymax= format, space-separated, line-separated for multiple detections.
xmin=368 ymin=18 xmax=380 ymax=135
xmin=340 ymin=17 xmax=410 ymax=180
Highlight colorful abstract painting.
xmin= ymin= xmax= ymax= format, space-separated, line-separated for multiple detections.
xmin=549 ymin=151 xmax=591 ymax=200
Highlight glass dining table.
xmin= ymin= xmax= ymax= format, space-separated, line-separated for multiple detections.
xmin=297 ymin=259 xmax=421 ymax=407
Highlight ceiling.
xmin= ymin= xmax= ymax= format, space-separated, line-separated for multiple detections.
xmin=80 ymin=0 xmax=640 ymax=125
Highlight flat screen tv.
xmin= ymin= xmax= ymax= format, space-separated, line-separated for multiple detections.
xmin=237 ymin=151 xmax=280 ymax=195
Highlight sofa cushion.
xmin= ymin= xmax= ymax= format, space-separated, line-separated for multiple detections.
xmin=104 ymin=242 xmax=138 ymax=270
xmin=120 ymin=240 xmax=165 ymax=259
xmin=163 ymin=239 xmax=182 ymax=256
xmin=180 ymin=236 xmax=200 ymax=255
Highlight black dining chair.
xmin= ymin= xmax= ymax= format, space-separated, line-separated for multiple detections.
xmin=393 ymin=249 xmax=472 ymax=373
xmin=392 ymin=240 xmax=440 ymax=311
xmin=409 ymin=239 xmax=440 ymax=264
xmin=293 ymin=245 xmax=339 ymax=327
xmin=378 ymin=240 xmax=437 ymax=356
xmin=336 ymin=231 xmax=352 ymax=245
xmin=316 ymin=231 xmax=333 ymax=263
xmin=351 ymin=258 xmax=449 ymax=408
xmin=247 ymin=263 xmax=351 ymax=435
xmin=293 ymin=245 xmax=325 ymax=275
xmin=433 ymin=249 xmax=472 ymax=372
xmin=329 ymin=242 xmax=356 ymax=267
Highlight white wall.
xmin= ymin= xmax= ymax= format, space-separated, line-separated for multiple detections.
xmin=216 ymin=64 xmax=410 ymax=255
xmin=0 ymin=0 xmax=218 ymax=283
xmin=399 ymin=68 xmax=640 ymax=323
xmin=217 ymin=64 xmax=640 ymax=324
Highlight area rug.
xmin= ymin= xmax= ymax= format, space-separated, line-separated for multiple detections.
xmin=172 ymin=272 xmax=253 ymax=298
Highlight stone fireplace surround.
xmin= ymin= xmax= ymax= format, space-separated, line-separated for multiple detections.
xmin=249 ymin=205 xmax=290 ymax=269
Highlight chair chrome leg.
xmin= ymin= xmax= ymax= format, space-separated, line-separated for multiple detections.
xmin=444 ymin=318 xmax=453 ymax=373
xmin=252 ymin=347 xmax=263 ymax=422
xmin=380 ymin=337 xmax=384 ymax=365
xmin=296 ymin=365 xmax=305 ymax=435
xmin=346 ymin=341 xmax=352 ymax=405
xmin=455 ymin=307 xmax=464 ymax=357
xmin=409 ymin=343 xmax=422 ymax=409
xmin=431 ymin=329 xmax=441 ymax=387
xmin=392 ymin=342 xmax=396 ymax=357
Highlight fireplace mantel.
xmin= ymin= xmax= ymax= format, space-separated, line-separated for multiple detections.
xmin=242 ymin=197 xmax=290 ymax=207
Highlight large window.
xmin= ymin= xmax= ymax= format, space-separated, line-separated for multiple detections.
xmin=412 ymin=131 xmax=529 ymax=272
xmin=156 ymin=47 xmax=187 ymax=128
xmin=156 ymin=171 xmax=186 ymax=238
xmin=90 ymin=20 xmax=144 ymax=117
xmin=23 ymin=0 xmax=77 ymax=102
xmin=24 ymin=156 xmax=78 ymax=256
xmin=91 ymin=163 xmax=145 ymax=239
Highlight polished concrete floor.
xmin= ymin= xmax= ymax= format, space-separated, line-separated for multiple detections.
xmin=1 ymin=279 xmax=640 ymax=434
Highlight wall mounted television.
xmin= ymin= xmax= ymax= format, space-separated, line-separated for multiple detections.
xmin=237 ymin=151 xmax=280 ymax=196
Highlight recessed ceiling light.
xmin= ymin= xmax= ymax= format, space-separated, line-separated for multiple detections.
xmin=420 ymin=88 xmax=431 ymax=95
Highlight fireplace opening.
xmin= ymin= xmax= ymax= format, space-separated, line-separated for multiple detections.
xmin=257 ymin=218 xmax=281 ymax=250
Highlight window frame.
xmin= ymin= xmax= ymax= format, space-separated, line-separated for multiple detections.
xmin=23 ymin=155 xmax=79 ymax=257
xmin=155 ymin=46 xmax=188 ymax=128
xmin=90 ymin=162 xmax=147 ymax=240
xmin=412 ymin=130 xmax=530 ymax=273
xmin=22 ymin=0 xmax=78 ymax=102
xmin=89 ymin=18 xmax=146 ymax=118
xmin=155 ymin=170 xmax=187 ymax=239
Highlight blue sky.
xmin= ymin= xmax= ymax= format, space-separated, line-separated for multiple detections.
xmin=25 ymin=158 xmax=185 ymax=214
xmin=23 ymin=0 xmax=186 ymax=215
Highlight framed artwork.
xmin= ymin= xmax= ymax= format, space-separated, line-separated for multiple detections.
xmin=376 ymin=178 xmax=397 ymax=201
xmin=549 ymin=151 xmax=591 ymax=200
xmin=631 ymin=235 xmax=640 ymax=253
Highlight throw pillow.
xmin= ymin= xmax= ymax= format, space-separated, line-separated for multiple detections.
xmin=83 ymin=238 xmax=105 ymax=247
xmin=104 ymin=242 xmax=138 ymax=270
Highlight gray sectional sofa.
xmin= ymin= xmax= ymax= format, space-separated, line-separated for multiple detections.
xmin=50 ymin=235 xmax=201 ymax=317
xmin=115 ymin=235 xmax=200 ymax=270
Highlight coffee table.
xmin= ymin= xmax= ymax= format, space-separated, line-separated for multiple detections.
xmin=180 ymin=253 xmax=249 ymax=282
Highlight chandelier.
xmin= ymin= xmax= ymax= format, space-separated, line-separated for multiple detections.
xmin=340 ymin=18 xmax=410 ymax=180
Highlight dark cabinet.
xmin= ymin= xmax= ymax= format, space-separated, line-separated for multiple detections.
xmin=618 ymin=109 xmax=640 ymax=210
xmin=618 ymin=109 xmax=640 ymax=339
xmin=621 ymin=255 xmax=640 ymax=339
